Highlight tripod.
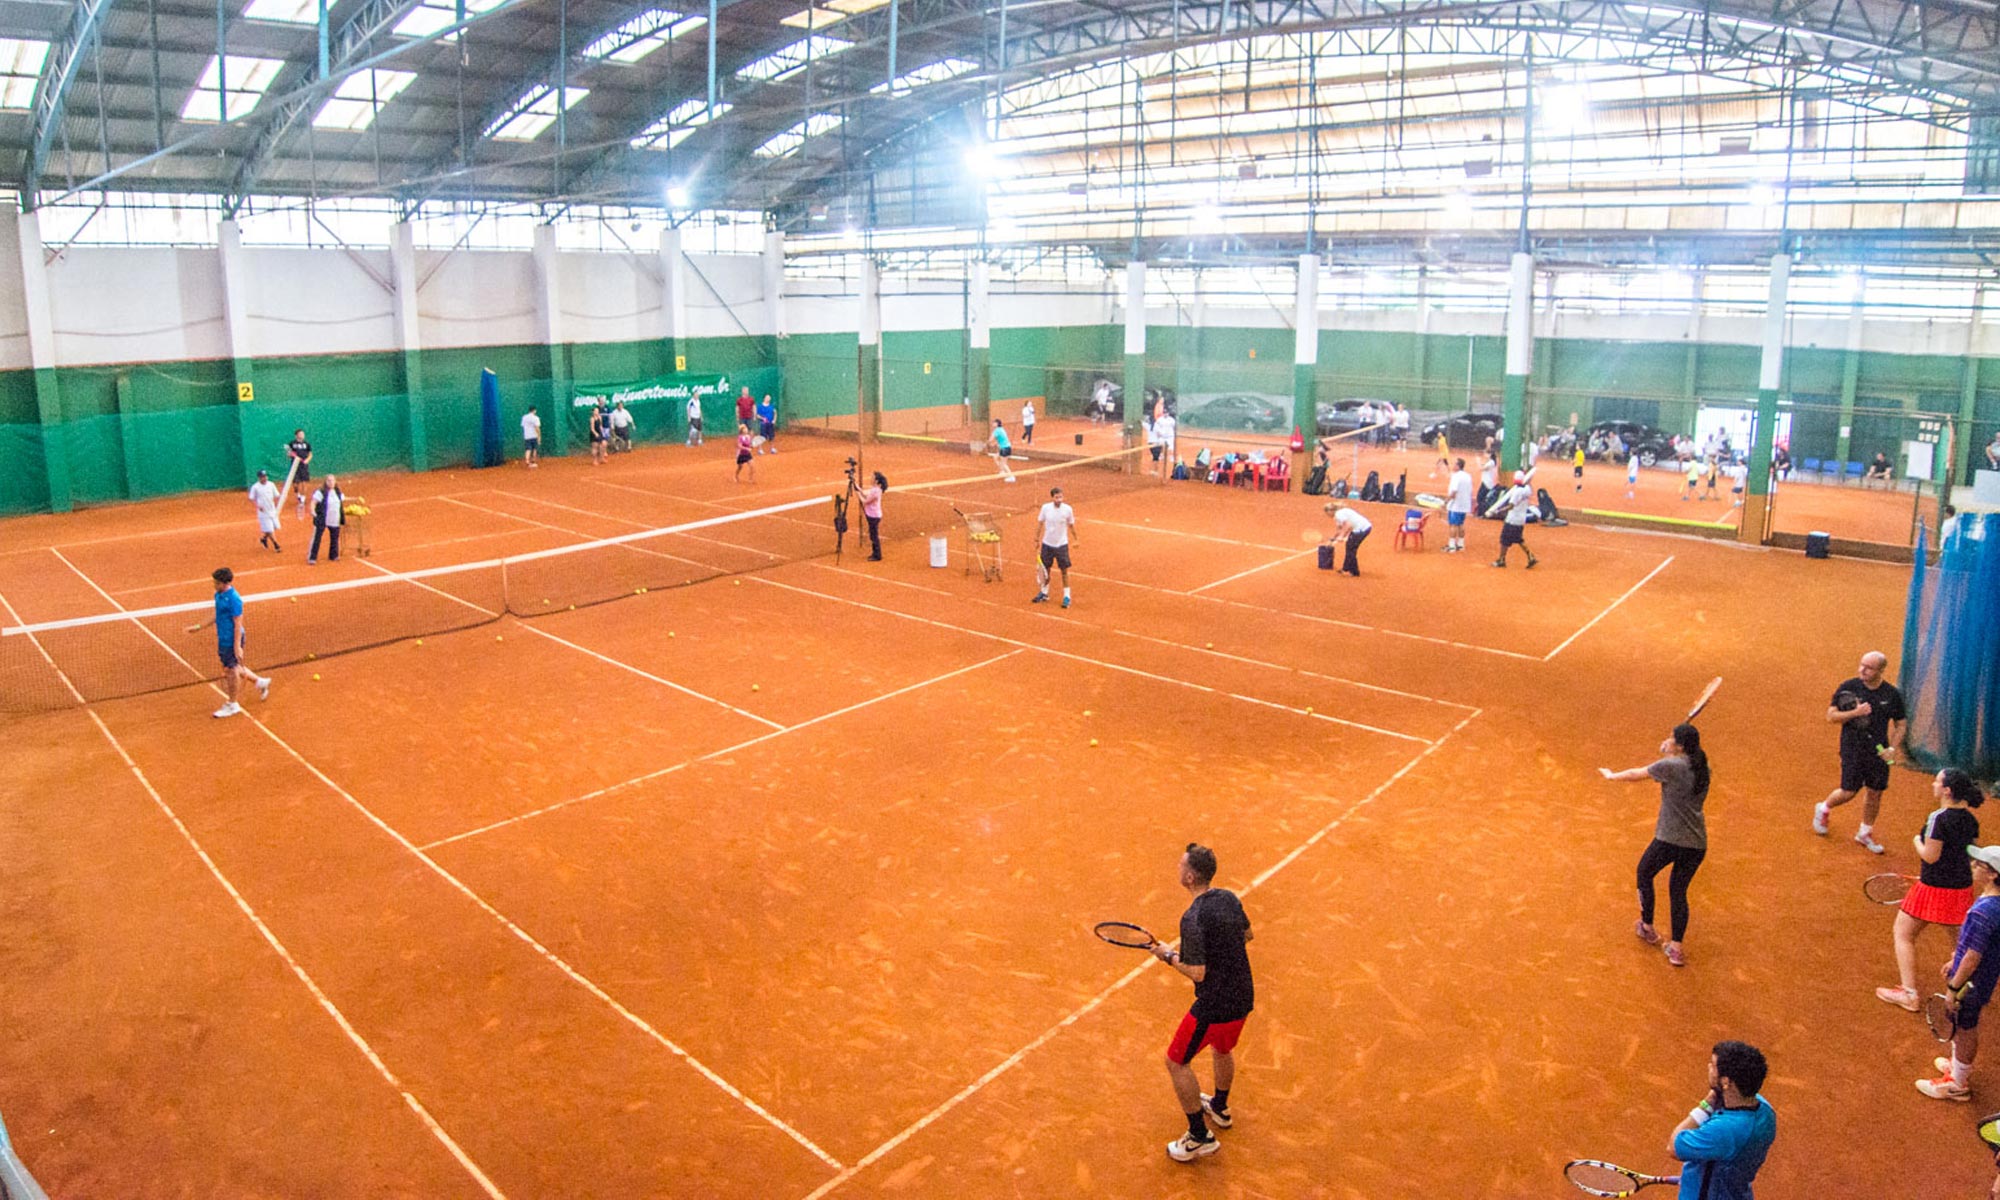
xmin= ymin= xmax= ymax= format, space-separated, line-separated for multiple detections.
xmin=833 ymin=460 xmax=862 ymax=565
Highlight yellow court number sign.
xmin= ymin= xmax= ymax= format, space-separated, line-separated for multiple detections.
xmin=237 ymin=382 xmax=255 ymax=402
xmin=923 ymin=362 xmax=932 ymax=374
xmin=675 ymin=355 xmax=687 ymax=371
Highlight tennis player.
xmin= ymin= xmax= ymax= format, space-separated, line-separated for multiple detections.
xmin=285 ymin=428 xmax=313 ymax=517
xmin=859 ymin=471 xmax=887 ymax=561
xmin=1572 ymin=444 xmax=1586 ymax=491
xmin=1600 ymin=723 xmax=1710 ymax=968
xmin=183 ymin=567 xmax=269 ymax=718
xmin=1321 ymin=503 xmax=1372 ymax=577
xmin=1021 ymin=398 xmax=1036 ymax=445
xmin=756 ymin=395 xmax=777 ymax=453
xmin=248 ymin=469 xmax=281 ymax=552
xmin=686 ymin=394 xmax=704 ymax=446
xmin=609 ymin=400 xmax=633 ymax=453
xmin=734 ymin=423 xmax=757 ymax=484
xmin=989 ymin=418 xmax=1017 ymax=483
xmin=521 ymin=405 xmax=541 ymax=468
xmin=1626 ymin=449 xmax=1640 ymax=499
xmin=1485 ymin=471 xmax=1539 ymax=569
xmin=1918 ymin=846 xmax=2000 ymax=1101
xmin=1877 ymin=769 xmax=1984 ymax=1012
xmin=1150 ymin=842 xmax=1253 ymax=1163
xmin=588 ymin=402 xmax=609 ymax=466
xmin=1433 ymin=430 xmax=1450 ymax=479
xmin=1812 ymin=651 xmax=1908 ymax=853
xmin=1443 ymin=457 xmax=1473 ymax=553
xmin=1150 ymin=408 xmax=1177 ymax=480
xmin=1669 ymin=1041 xmax=1777 ymax=1195
xmin=1032 ymin=486 xmax=1076 ymax=607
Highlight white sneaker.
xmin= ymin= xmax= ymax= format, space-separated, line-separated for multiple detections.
xmin=1917 ymin=1074 xmax=1971 ymax=1102
xmin=212 ymin=702 xmax=242 ymax=718
xmin=257 ymin=677 xmax=271 ymax=701
xmin=1812 ymin=805 xmax=1830 ymax=836
xmin=1855 ymin=831 xmax=1886 ymax=855
xmin=1166 ymin=1132 xmax=1219 ymax=1162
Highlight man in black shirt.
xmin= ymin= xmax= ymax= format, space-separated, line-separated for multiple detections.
xmin=1813 ymin=650 xmax=1908 ymax=854
xmin=1152 ymin=842 xmax=1254 ymax=1162
xmin=285 ymin=429 xmax=313 ymax=518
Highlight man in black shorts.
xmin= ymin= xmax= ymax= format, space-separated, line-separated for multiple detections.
xmin=1813 ymin=650 xmax=1908 ymax=854
xmin=285 ymin=428 xmax=313 ymax=518
xmin=1151 ymin=842 xmax=1254 ymax=1162
xmin=1033 ymin=486 xmax=1075 ymax=607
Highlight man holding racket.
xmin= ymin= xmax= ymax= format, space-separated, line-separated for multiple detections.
xmin=1033 ymin=486 xmax=1075 ymax=607
xmin=1486 ymin=470 xmax=1539 ymax=569
xmin=1919 ymin=846 xmax=2000 ymax=1101
xmin=1151 ymin=843 xmax=1253 ymax=1163
xmin=284 ymin=428 xmax=313 ymax=518
xmin=248 ymin=469 xmax=281 ymax=552
xmin=1443 ymin=457 xmax=1473 ymax=553
xmin=1812 ymin=650 xmax=1908 ymax=854
xmin=1667 ymin=1041 xmax=1776 ymax=1197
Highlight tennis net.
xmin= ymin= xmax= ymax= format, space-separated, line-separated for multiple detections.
xmin=1 ymin=444 xmax=1151 ymax=711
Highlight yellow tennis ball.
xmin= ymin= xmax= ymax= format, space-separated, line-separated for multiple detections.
xmin=306 ymin=652 xmax=316 ymax=660
xmin=1305 ymin=706 xmax=1314 ymax=715
xmin=414 ymin=639 xmax=423 ymax=647
xmin=668 ymin=631 xmax=675 ymax=638
xmin=542 ymin=598 xmax=551 ymax=605
xmin=495 ymin=635 xmax=504 ymax=642
xmin=1089 ymin=738 xmax=1099 ymax=747
xmin=1205 ymin=642 xmax=1214 ymax=649
xmin=1083 ymin=709 xmax=1093 ymax=717
xmin=312 ymin=673 xmax=320 ymax=681
xmin=289 ymin=596 xmax=297 ymax=603
xmin=751 ymin=683 xmax=761 ymax=691
xmin=734 ymin=579 xmax=742 ymax=587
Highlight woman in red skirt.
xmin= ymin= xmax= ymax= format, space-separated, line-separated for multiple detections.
xmin=1877 ymin=768 xmax=1986 ymax=1011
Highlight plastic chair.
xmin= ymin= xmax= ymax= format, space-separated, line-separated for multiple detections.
xmin=1394 ymin=510 xmax=1430 ymax=550
xmin=1845 ymin=461 xmax=1865 ymax=484
xmin=1260 ymin=457 xmax=1291 ymax=491
xmin=1802 ymin=457 xmax=1821 ymax=475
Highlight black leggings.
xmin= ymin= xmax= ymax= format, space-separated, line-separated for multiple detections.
xmin=1341 ymin=528 xmax=1369 ymax=575
xmin=1636 ymin=839 xmax=1706 ymax=942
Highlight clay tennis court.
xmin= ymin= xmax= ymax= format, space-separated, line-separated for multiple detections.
xmin=0 ymin=435 xmax=1976 ymax=1196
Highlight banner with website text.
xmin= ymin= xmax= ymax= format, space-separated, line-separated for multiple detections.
xmin=567 ymin=366 xmax=781 ymax=443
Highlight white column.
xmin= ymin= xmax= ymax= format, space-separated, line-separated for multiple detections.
xmin=859 ymin=259 xmax=882 ymax=348
xmin=531 ymin=224 xmax=570 ymax=454
xmin=1505 ymin=252 xmax=1534 ymax=378
xmin=660 ymin=227 xmax=687 ymax=358
xmin=389 ymin=222 xmax=421 ymax=359
xmin=1124 ymin=261 xmax=1146 ymax=357
xmin=764 ymin=230 xmax=786 ymax=340
xmin=968 ymin=260 xmax=990 ymax=352
xmin=1760 ymin=254 xmax=1791 ymax=393
xmin=1294 ymin=254 xmax=1319 ymax=367
xmin=218 ymin=219 xmax=255 ymax=365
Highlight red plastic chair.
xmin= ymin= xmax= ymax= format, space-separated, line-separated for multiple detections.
xmin=1394 ymin=510 xmax=1430 ymax=551
xmin=1260 ymin=457 xmax=1291 ymax=492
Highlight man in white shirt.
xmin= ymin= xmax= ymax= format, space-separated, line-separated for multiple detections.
xmin=609 ymin=400 xmax=634 ymax=453
xmin=1091 ymin=379 xmax=1113 ymax=424
xmin=1391 ymin=405 xmax=1412 ymax=451
xmin=1033 ymin=486 xmax=1078 ymax=608
xmin=685 ymin=395 xmax=704 ymax=446
xmin=1151 ymin=410 xmax=1177 ymax=479
xmin=1322 ymin=504 xmax=1374 ymax=576
xmin=1484 ymin=471 xmax=1539 ymax=569
xmin=1443 ymin=457 xmax=1474 ymax=554
xmin=521 ymin=406 xmax=542 ymax=468
xmin=1358 ymin=401 xmax=1377 ymax=445
xmin=248 ymin=469 xmax=282 ymax=552
xmin=308 ymin=475 xmax=346 ymax=565
xmin=1021 ymin=399 xmax=1037 ymax=445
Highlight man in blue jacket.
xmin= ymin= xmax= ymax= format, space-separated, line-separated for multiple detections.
xmin=1670 ymin=1040 xmax=1777 ymax=1199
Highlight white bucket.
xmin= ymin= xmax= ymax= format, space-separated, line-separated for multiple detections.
xmin=929 ymin=536 xmax=949 ymax=568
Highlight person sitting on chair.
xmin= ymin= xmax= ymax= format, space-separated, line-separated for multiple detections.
xmin=1984 ymin=432 xmax=2000 ymax=472
xmin=1865 ymin=452 xmax=1893 ymax=485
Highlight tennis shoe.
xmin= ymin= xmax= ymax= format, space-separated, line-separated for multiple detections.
xmin=1917 ymin=1074 xmax=1971 ymax=1102
xmin=257 ymin=677 xmax=271 ymax=701
xmin=1525 ymin=556 xmax=1539 ymax=569
xmin=1166 ymin=1133 xmax=1220 ymax=1162
xmin=1200 ymin=1095 xmax=1232 ymax=1128
xmin=1061 ymin=595 xmax=1071 ymax=609
xmin=1490 ymin=559 xmax=1506 ymax=568
xmin=1877 ymin=986 xmax=1921 ymax=1012
xmin=1635 ymin=920 xmax=1661 ymax=945
xmin=1031 ymin=592 xmax=1048 ymax=604
xmin=212 ymin=702 xmax=242 ymax=718
xmin=1663 ymin=943 xmax=1686 ymax=967
xmin=1855 ymin=831 xmax=1886 ymax=855
xmin=1812 ymin=805 xmax=1830 ymax=836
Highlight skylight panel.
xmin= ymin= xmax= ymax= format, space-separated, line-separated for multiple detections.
xmin=179 ymin=56 xmax=285 ymax=123
xmin=871 ymin=57 xmax=979 ymax=95
xmin=631 ymin=98 xmax=733 ymax=149
xmin=781 ymin=0 xmax=887 ymax=27
xmin=486 ymin=86 xmax=589 ymax=141
xmin=754 ymin=112 xmax=842 ymax=158
xmin=0 ymin=38 xmax=50 ymax=110
xmin=392 ymin=0 xmax=505 ymax=40
xmin=311 ymin=69 xmax=416 ymax=131
xmin=582 ymin=10 xmax=707 ymax=65
xmin=242 ymin=0 xmax=320 ymax=23
xmin=736 ymin=36 xmax=852 ymax=83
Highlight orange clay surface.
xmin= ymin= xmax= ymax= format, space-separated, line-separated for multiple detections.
xmin=0 ymin=431 xmax=1983 ymax=1197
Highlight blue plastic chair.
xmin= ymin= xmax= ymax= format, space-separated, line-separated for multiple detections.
xmin=1802 ymin=457 xmax=1821 ymax=475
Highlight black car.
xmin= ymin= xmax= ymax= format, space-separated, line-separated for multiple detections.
xmin=1586 ymin=420 xmax=1678 ymax=467
xmin=1180 ymin=393 xmax=1286 ymax=433
xmin=1421 ymin=412 xmax=1504 ymax=450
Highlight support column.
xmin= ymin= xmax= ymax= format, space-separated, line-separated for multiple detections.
xmin=660 ymin=227 xmax=688 ymax=372
xmin=531 ymin=224 xmax=571 ymax=457
xmin=763 ymin=230 xmax=786 ymax=360
xmin=1123 ymin=261 xmax=1146 ymax=449
xmin=1742 ymin=252 xmax=1790 ymax=543
xmin=12 ymin=211 xmax=71 ymax=511
xmin=968 ymin=260 xmax=990 ymax=431
xmin=389 ymin=222 xmax=428 ymax=472
xmin=1413 ymin=268 xmax=1431 ymax=411
xmin=1500 ymin=251 xmax=1533 ymax=474
xmin=1950 ymin=281 xmax=1988 ymax=510
xmin=1834 ymin=287 xmax=1862 ymax=467
xmin=114 ymin=372 xmax=141 ymax=495
xmin=858 ymin=258 xmax=881 ymax=442
xmin=1680 ymin=269 xmax=1703 ymax=436
xmin=1292 ymin=253 xmax=1319 ymax=444
xmin=218 ymin=220 xmax=262 ymax=486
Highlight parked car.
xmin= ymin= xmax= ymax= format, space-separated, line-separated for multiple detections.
xmin=1180 ymin=393 xmax=1287 ymax=433
xmin=1315 ymin=398 xmax=1400 ymax=437
xmin=1586 ymin=420 xmax=1678 ymax=466
xmin=1422 ymin=412 xmax=1505 ymax=450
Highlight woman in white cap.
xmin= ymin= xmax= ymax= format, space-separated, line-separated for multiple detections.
xmin=1918 ymin=843 xmax=2000 ymax=1101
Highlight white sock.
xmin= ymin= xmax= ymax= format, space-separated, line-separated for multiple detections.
xmin=1953 ymin=1057 xmax=1972 ymax=1087
xmin=1858 ymin=823 xmax=1874 ymax=839
xmin=1063 ymin=587 xmax=1071 ymax=598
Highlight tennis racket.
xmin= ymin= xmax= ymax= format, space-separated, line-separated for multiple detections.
xmin=1862 ymin=873 xmax=1917 ymax=905
xmin=1928 ymin=991 xmax=1962 ymax=1043
xmin=1686 ymin=677 xmax=1722 ymax=721
xmin=1563 ymin=1159 xmax=1679 ymax=1196
xmin=1414 ymin=492 xmax=1446 ymax=510
xmin=277 ymin=455 xmax=301 ymax=515
xmin=1977 ymin=1109 xmax=2000 ymax=1152
xmin=1093 ymin=921 xmax=1159 ymax=950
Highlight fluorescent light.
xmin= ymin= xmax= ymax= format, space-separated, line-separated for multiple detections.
xmin=311 ymin=69 xmax=416 ymax=131
xmin=0 ymin=39 xmax=50 ymax=110
xmin=1746 ymin=183 xmax=1780 ymax=210
xmin=1836 ymin=270 xmax=1864 ymax=303
xmin=736 ymin=35 xmax=853 ymax=82
xmin=242 ymin=0 xmax=319 ymax=23
xmin=1191 ymin=204 xmax=1225 ymax=232
xmin=486 ymin=86 xmax=590 ymax=141
xmin=872 ymin=57 xmax=979 ymax=96
xmin=180 ymin=56 xmax=285 ymax=123
xmin=667 ymin=184 xmax=692 ymax=208
xmin=964 ymin=143 xmax=1013 ymax=178
xmin=392 ymin=0 xmax=505 ymax=40
xmin=1443 ymin=190 xmax=1475 ymax=225
xmin=631 ymin=99 xmax=732 ymax=150
xmin=582 ymin=10 xmax=706 ymax=65
xmin=753 ymin=113 xmax=842 ymax=158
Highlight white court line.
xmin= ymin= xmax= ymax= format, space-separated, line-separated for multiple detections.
xmin=1188 ymin=547 xmax=1320 ymax=595
xmin=0 ymin=494 xmax=444 ymax=558
xmin=753 ymin=577 xmax=1434 ymax=745
xmin=422 ymin=650 xmax=1023 ymax=850
xmin=434 ymin=495 xmax=723 ymax=575
xmin=49 ymin=553 xmax=844 ymax=1173
xmin=797 ymin=705 xmax=1484 ymax=1200
xmin=1541 ymin=555 xmax=1675 ymax=662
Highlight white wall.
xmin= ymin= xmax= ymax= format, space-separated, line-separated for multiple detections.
xmin=241 ymin=247 xmax=397 ymax=358
xmin=47 ymin=247 xmax=229 ymax=365
xmin=558 ymin=251 xmax=659 ymax=344
xmin=414 ymin=250 xmax=541 ymax=349
xmin=683 ymin=252 xmax=767 ymax=338
xmin=0 ymin=212 xmax=30 ymax=372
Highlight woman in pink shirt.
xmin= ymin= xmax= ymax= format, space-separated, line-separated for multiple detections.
xmin=734 ymin=423 xmax=757 ymax=483
xmin=859 ymin=471 xmax=887 ymax=560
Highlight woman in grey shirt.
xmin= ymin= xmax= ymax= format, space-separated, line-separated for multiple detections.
xmin=1600 ymin=723 xmax=1711 ymax=968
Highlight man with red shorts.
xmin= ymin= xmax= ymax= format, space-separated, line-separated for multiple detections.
xmin=1151 ymin=842 xmax=1254 ymax=1162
